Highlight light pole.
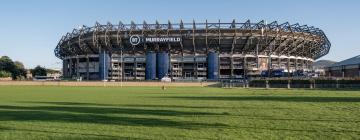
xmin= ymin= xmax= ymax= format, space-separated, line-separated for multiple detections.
xmin=121 ymin=46 xmax=123 ymax=87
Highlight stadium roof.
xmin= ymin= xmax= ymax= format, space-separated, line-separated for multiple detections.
xmin=55 ymin=20 xmax=331 ymax=60
xmin=329 ymin=55 xmax=360 ymax=67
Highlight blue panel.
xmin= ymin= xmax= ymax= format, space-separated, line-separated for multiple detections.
xmin=207 ymin=52 xmax=219 ymax=80
xmin=145 ymin=52 xmax=157 ymax=80
xmin=99 ymin=50 xmax=110 ymax=81
xmin=156 ymin=52 xmax=169 ymax=79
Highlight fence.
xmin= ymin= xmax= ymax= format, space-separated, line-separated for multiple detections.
xmin=249 ymin=78 xmax=360 ymax=89
xmin=2 ymin=79 xmax=360 ymax=89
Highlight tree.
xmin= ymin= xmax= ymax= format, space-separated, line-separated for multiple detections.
xmin=31 ymin=66 xmax=47 ymax=77
xmin=0 ymin=56 xmax=16 ymax=72
xmin=13 ymin=61 xmax=27 ymax=79
xmin=0 ymin=56 xmax=28 ymax=80
xmin=0 ymin=70 xmax=11 ymax=78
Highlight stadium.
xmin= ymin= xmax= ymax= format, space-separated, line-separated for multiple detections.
xmin=54 ymin=20 xmax=331 ymax=81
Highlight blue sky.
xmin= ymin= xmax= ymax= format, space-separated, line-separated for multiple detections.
xmin=0 ymin=0 xmax=359 ymax=69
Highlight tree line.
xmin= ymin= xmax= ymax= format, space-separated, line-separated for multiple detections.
xmin=0 ymin=56 xmax=49 ymax=80
xmin=0 ymin=56 xmax=27 ymax=79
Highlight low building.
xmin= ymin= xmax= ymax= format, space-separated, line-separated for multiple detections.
xmin=26 ymin=70 xmax=33 ymax=79
xmin=326 ymin=55 xmax=360 ymax=77
xmin=47 ymin=70 xmax=62 ymax=79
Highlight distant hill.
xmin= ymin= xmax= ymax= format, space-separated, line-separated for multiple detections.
xmin=313 ymin=60 xmax=337 ymax=69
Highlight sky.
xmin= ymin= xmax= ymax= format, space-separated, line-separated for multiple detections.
xmin=0 ymin=0 xmax=359 ymax=69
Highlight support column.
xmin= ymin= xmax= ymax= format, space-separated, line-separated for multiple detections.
xmin=156 ymin=52 xmax=170 ymax=79
xmin=134 ymin=60 xmax=137 ymax=80
xmin=256 ymin=44 xmax=259 ymax=69
xmin=287 ymin=58 xmax=290 ymax=77
xmin=268 ymin=56 xmax=272 ymax=78
xmin=76 ymin=56 xmax=80 ymax=79
xmin=86 ymin=56 xmax=90 ymax=80
xmin=145 ymin=52 xmax=156 ymax=80
xmin=302 ymin=60 xmax=305 ymax=70
xmin=62 ymin=59 xmax=68 ymax=78
xmin=121 ymin=52 xmax=124 ymax=81
xmin=194 ymin=57 xmax=198 ymax=79
xmin=243 ymin=57 xmax=247 ymax=79
xmin=278 ymin=58 xmax=281 ymax=70
xmin=69 ymin=58 xmax=73 ymax=77
xmin=231 ymin=57 xmax=234 ymax=79
xmin=99 ymin=50 xmax=110 ymax=81
xmin=207 ymin=52 xmax=218 ymax=80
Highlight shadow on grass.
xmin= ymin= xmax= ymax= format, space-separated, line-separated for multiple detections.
xmin=23 ymin=101 xmax=231 ymax=109
xmin=119 ymin=104 xmax=229 ymax=109
xmin=0 ymin=104 xmax=221 ymax=116
xmin=160 ymin=96 xmax=360 ymax=102
xmin=20 ymin=101 xmax=106 ymax=106
xmin=234 ymin=114 xmax=360 ymax=123
xmin=0 ymin=126 xmax=138 ymax=140
xmin=0 ymin=105 xmax=227 ymax=130
xmin=235 ymin=126 xmax=360 ymax=133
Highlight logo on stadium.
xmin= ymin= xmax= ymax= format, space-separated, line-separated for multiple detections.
xmin=130 ymin=35 xmax=182 ymax=46
xmin=129 ymin=35 xmax=141 ymax=46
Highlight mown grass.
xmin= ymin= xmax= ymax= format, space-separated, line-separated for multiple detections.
xmin=0 ymin=86 xmax=359 ymax=140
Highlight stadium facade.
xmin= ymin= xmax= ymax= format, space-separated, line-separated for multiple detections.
xmin=54 ymin=20 xmax=331 ymax=81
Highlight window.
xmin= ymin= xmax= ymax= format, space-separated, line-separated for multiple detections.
xmin=137 ymin=63 xmax=143 ymax=68
xmin=198 ymin=63 xmax=204 ymax=68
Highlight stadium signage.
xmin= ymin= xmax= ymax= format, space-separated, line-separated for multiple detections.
xmin=129 ymin=35 xmax=141 ymax=46
xmin=129 ymin=35 xmax=181 ymax=45
xmin=145 ymin=37 xmax=181 ymax=43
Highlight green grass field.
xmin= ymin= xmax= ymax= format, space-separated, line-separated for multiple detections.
xmin=0 ymin=86 xmax=359 ymax=140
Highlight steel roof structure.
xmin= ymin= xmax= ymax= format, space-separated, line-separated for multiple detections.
xmin=55 ymin=20 xmax=330 ymax=60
